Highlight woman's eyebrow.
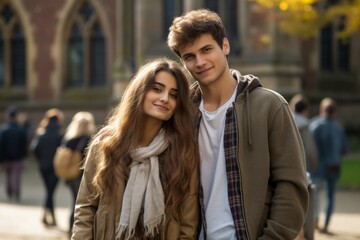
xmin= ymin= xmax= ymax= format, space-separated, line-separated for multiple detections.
xmin=154 ymin=81 xmax=178 ymax=91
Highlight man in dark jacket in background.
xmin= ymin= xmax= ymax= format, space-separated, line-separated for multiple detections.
xmin=0 ymin=106 xmax=28 ymax=201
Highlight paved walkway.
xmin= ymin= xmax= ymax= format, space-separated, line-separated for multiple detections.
xmin=314 ymin=190 xmax=360 ymax=240
xmin=0 ymin=160 xmax=71 ymax=240
xmin=1 ymin=160 xmax=360 ymax=240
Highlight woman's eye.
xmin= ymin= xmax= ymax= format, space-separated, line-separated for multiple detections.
xmin=152 ymin=87 xmax=161 ymax=92
xmin=170 ymin=93 xmax=177 ymax=99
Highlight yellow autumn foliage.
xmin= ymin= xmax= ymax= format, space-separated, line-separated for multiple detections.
xmin=253 ymin=0 xmax=360 ymax=39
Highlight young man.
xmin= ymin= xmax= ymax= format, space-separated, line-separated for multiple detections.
xmin=168 ymin=9 xmax=309 ymax=239
xmin=290 ymin=94 xmax=318 ymax=240
xmin=309 ymin=98 xmax=347 ymax=233
xmin=0 ymin=106 xmax=28 ymax=202
xmin=290 ymin=94 xmax=318 ymax=176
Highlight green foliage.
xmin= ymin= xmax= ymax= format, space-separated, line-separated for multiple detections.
xmin=339 ymin=157 xmax=360 ymax=189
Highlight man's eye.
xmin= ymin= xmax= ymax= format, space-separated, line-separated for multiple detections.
xmin=183 ymin=55 xmax=194 ymax=61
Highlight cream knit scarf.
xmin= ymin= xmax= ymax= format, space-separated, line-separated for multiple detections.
xmin=116 ymin=129 xmax=168 ymax=240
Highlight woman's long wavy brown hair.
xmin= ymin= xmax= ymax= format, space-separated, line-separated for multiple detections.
xmin=91 ymin=58 xmax=199 ymax=221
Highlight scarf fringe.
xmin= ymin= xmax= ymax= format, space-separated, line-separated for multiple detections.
xmin=115 ymin=224 xmax=132 ymax=240
xmin=115 ymin=214 xmax=166 ymax=240
xmin=144 ymin=214 xmax=166 ymax=237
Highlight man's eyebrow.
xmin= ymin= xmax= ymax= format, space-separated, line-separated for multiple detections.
xmin=200 ymin=44 xmax=212 ymax=49
xmin=181 ymin=44 xmax=213 ymax=58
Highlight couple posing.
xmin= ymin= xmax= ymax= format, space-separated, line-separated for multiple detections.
xmin=71 ymin=9 xmax=308 ymax=240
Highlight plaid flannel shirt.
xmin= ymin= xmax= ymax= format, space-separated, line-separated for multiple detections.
xmin=197 ymin=106 xmax=248 ymax=240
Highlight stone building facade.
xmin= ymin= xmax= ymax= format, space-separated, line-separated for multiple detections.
xmin=0 ymin=0 xmax=359 ymax=132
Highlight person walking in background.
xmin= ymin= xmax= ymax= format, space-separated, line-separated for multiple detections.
xmin=290 ymin=94 xmax=318 ymax=176
xmin=30 ymin=108 xmax=64 ymax=227
xmin=290 ymin=94 xmax=318 ymax=240
xmin=72 ymin=58 xmax=200 ymax=239
xmin=0 ymin=106 xmax=28 ymax=202
xmin=167 ymin=9 xmax=309 ymax=240
xmin=310 ymin=97 xmax=348 ymax=234
xmin=61 ymin=111 xmax=96 ymax=235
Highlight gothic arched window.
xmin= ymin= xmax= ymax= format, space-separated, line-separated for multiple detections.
xmin=163 ymin=0 xmax=183 ymax=40
xmin=204 ymin=0 xmax=241 ymax=55
xmin=66 ymin=1 xmax=106 ymax=88
xmin=0 ymin=4 xmax=26 ymax=88
xmin=320 ymin=2 xmax=350 ymax=72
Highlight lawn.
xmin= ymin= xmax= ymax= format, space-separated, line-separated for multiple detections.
xmin=338 ymin=154 xmax=360 ymax=189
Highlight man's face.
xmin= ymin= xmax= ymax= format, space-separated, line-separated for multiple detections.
xmin=178 ymin=34 xmax=230 ymax=87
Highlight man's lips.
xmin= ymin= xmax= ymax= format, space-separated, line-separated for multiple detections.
xmin=196 ymin=67 xmax=212 ymax=75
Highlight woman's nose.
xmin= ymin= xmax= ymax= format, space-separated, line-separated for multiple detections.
xmin=160 ymin=92 xmax=169 ymax=102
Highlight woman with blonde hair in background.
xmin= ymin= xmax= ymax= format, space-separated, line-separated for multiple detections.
xmin=62 ymin=111 xmax=96 ymax=235
xmin=30 ymin=108 xmax=64 ymax=226
xmin=72 ymin=58 xmax=200 ymax=239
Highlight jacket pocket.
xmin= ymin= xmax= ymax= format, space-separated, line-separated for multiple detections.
xmin=257 ymin=189 xmax=273 ymax=237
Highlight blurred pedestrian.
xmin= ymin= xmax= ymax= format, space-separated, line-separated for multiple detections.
xmin=17 ymin=112 xmax=31 ymax=138
xmin=72 ymin=58 xmax=200 ymax=239
xmin=290 ymin=94 xmax=318 ymax=240
xmin=0 ymin=106 xmax=28 ymax=202
xmin=30 ymin=108 xmax=64 ymax=226
xmin=290 ymin=94 xmax=318 ymax=175
xmin=62 ymin=111 xmax=96 ymax=235
xmin=310 ymin=97 xmax=348 ymax=233
xmin=17 ymin=112 xmax=32 ymax=154
xmin=168 ymin=9 xmax=308 ymax=240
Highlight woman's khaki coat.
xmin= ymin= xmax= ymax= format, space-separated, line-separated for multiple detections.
xmin=71 ymin=140 xmax=199 ymax=239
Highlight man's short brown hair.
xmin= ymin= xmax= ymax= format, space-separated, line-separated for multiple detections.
xmin=167 ymin=9 xmax=226 ymax=57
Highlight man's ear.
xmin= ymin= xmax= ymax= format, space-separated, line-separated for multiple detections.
xmin=222 ymin=37 xmax=230 ymax=56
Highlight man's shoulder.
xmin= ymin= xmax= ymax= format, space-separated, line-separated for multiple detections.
xmin=250 ymin=87 xmax=288 ymax=105
xmin=0 ymin=123 xmax=12 ymax=134
xmin=309 ymin=116 xmax=326 ymax=129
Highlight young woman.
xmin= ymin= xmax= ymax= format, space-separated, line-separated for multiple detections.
xmin=61 ymin=111 xmax=96 ymax=235
xmin=71 ymin=58 xmax=200 ymax=239
xmin=30 ymin=108 xmax=64 ymax=226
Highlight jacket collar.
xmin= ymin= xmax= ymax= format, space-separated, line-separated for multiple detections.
xmin=190 ymin=69 xmax=262 ymax=145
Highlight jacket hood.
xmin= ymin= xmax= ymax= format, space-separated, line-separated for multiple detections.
xmin=190 ymin=69 xmax=262 ymax=104
xmin=231 ymin=69 xmax=262 ymax=145
xmin=230 ymin=69 xmax=262 ymax=96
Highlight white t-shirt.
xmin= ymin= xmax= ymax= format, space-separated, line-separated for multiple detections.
xmin=199 ymin=87 xmax=238 ymax=240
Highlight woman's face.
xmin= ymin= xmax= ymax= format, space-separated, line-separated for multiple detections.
xmin=143 ymin=71 xmax=178 ymax=123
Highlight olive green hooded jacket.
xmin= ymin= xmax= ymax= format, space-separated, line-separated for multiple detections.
xmin=193 ymin=69 xmax=309 ymax=240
